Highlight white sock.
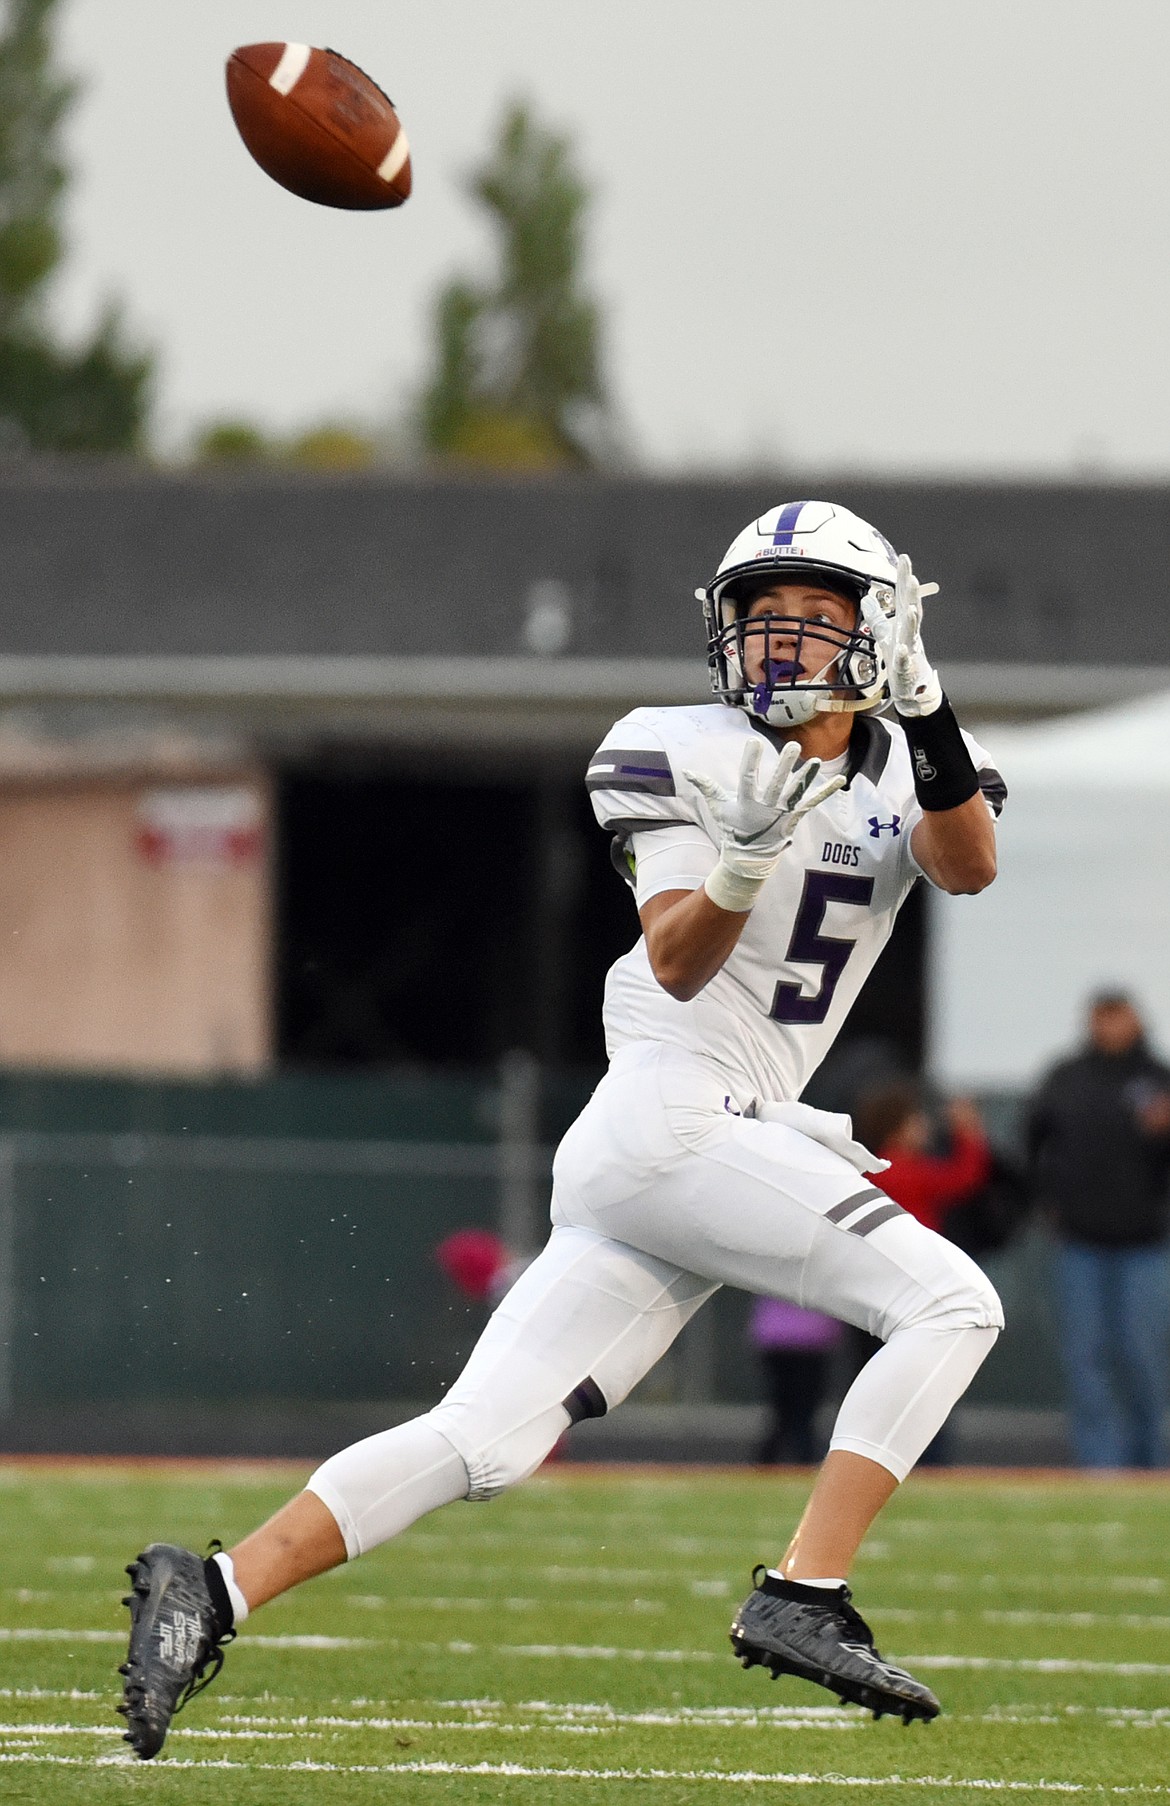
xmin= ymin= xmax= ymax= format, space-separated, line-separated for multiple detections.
xmin=766 ymin=1570 xmax=846 ymax=1588
xmin=212 ymin=1549 xmax=250 ymax=1626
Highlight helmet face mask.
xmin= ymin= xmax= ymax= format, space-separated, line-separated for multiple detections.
xmin=715 ymin=601 xmax=883 ymax=727
xmin=698 ymin=501 xmax=899 ymax=729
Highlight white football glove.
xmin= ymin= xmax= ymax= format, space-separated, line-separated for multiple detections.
xmin=746 ymin=1098 xmax=889 ymax=1175
xmin=860 ymin=553 xmax=942 ymax=718
xmin=684 ymin=736 xmax=845 ymax=913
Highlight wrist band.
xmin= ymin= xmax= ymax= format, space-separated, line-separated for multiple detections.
xmin=704 ymin=861 xmax=766 ymax=914
xmin=896 ymin=695 xmax=980 ymax=813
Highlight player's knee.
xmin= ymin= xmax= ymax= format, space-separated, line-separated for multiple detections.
xmin=972 ymin=1270 xmax=1005 ymax=1333
xmin=949 ymin=1258 xmax=1004 ymax=1333
xmin=910 ymin=1260 xmax=1004 ymax=1337
xmin=425 ymin=1398 xmax=567 ymax=1502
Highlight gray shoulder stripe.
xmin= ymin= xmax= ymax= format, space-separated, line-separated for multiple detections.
xmin=824 ymin=1186 xmax=886 ymax=1224
xmin=587 ymin=773 xmax=676 ymax=796
xmin=605 ymin=815 xmax=697 ymax=835
xmin=848 ymin=1201 xmax=906 ymax=1237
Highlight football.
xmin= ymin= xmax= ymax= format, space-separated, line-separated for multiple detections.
xmin=225 ymin=43 xmax=412 ymax=210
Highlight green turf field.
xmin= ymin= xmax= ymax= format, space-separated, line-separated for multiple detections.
xmin=2 ymin=1461 xmax=1169 ymax=1803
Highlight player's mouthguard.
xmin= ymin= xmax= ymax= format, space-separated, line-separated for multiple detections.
xmin=751 ymin=659 xmax=799 ymax=714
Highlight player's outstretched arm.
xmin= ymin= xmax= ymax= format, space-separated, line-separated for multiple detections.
xmin=861 ymin=554 xmax=996 ymax=896
xmin=643 ymin=738 xmax=844 ymax=1001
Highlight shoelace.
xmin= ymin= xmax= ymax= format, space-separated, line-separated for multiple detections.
xmin=173 ymin=1626 xmax=236 ymax=1716
xmin=173 ymin=1540 xmax=237 ymax=1716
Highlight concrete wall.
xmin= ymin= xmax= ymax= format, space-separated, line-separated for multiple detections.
xmin=0 ymin=771 xmax=272 ymax=1072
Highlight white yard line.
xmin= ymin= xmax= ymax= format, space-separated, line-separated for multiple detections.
xmin=869 ymin=1608 xmax=1170 ymax=1629
xmin=217 ymin=1709 xmax=856 ymax=1735
xmin=6 ymin=1701 xmax=1170 ymax=1749
xmin=11 ymin=1620 xmax=1170 ymax=1678
xmin=886 ymin=1573 xmax=1167 ymax=1596
xmin=0 ymin=1627 xmax=370 ymax=1649
xmin=0 ymin=1724 xmax=307 ymax=1740
xmin=909 ymin=1655 xmax=1170 ymax=1676
xmin=388 ymin=1595 xmax=666 ymax=1614
xmin=981 ymin=1610 xmax=1170 ymax=1630
xmin=0 ymin=1688 xmax=103 ymax=1701
xmin=1 ymin=1751 xmax=1169 ymax=1790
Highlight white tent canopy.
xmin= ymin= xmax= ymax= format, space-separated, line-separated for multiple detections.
xmin=929 ymin=690 xmax=1170 ymax=1090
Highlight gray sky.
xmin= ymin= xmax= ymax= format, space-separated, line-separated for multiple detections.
xmin=50 ymin=0 xmax=1170 ymax=474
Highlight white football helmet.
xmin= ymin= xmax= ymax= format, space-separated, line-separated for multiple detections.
xmin=697 ymin=500 xmax=900 ymax=727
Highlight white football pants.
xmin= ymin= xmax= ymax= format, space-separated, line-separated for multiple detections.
xmin=309 ymin=1043 xmax=1003 ymax=1557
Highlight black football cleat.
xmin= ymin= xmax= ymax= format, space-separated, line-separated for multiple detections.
xmin=730 ymin=1568 xmax=940 ymax=1724
xmin=117 ymin=1543 xmax=234 ymax=1759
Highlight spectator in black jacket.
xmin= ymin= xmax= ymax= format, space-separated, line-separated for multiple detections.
xmin=1027 ymin=991 xmax=1170 ymax=1468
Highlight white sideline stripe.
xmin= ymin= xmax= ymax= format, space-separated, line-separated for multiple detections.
xmin=377 ymin=130 xmax=410 ymax=182
xmin=269 ymin=43 xmax=311 ymax=95
xmin=1 ymin=1753 xmax=1168 ymax=1790
xmin=0 ymin=1628 xmax=369 ymax=1650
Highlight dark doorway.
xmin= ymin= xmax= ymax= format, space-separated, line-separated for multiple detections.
xmin=276 ymin=758 xmax=637 ymax=1071
xmin=276 ymin=756 xmax=926 ymax=1087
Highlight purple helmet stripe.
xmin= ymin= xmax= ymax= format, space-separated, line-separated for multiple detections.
xmin=770 ymin=501 xmax=808 ymax=546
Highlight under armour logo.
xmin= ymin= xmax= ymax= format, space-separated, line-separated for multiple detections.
xmin=868 ymin=815 xmax=901 ymax=838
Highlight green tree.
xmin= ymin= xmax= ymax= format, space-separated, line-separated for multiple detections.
xmin=191 ymin=418 xmax=381 ymax=469
xmin=0 ymin=0 xmax=152 ymax=453
xmin=191 ymin=419 xmax=278 ymax=465
xmin=418 ymin=101 xmax=612 ymax=469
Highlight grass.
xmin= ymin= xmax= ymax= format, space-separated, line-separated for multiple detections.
xmin=1 ymin=1459 xmax=1170 ymax=1803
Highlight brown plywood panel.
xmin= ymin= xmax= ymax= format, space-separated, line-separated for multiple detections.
xmin=0 ymin=775 xmax=272 ymax=1073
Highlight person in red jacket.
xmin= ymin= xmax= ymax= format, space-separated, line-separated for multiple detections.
xmin=856 ymin=1083 xmax=992 ymax=1237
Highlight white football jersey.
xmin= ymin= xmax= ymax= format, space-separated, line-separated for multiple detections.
xmin=587 ymin=704 xmax=1005 ymax=1107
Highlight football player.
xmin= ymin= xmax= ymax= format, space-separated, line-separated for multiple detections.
xmin=118 ymin=500 xmax=1005 ymax=1756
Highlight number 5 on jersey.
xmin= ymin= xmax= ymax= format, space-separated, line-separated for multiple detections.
xmin=770 ymin=872 xmax=875 ymax=1026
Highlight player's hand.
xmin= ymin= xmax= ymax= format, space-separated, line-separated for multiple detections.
xmin=749 ymin=1098 xmax=889 ymax=1174
xmin=861 ymin=553 xmax=942 ymax=718
xmin=684 ymin=737 xmax=845 ymax=912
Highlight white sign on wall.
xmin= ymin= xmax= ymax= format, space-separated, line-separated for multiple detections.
xmin=134 ymin=787 xmax=265 ymax=867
